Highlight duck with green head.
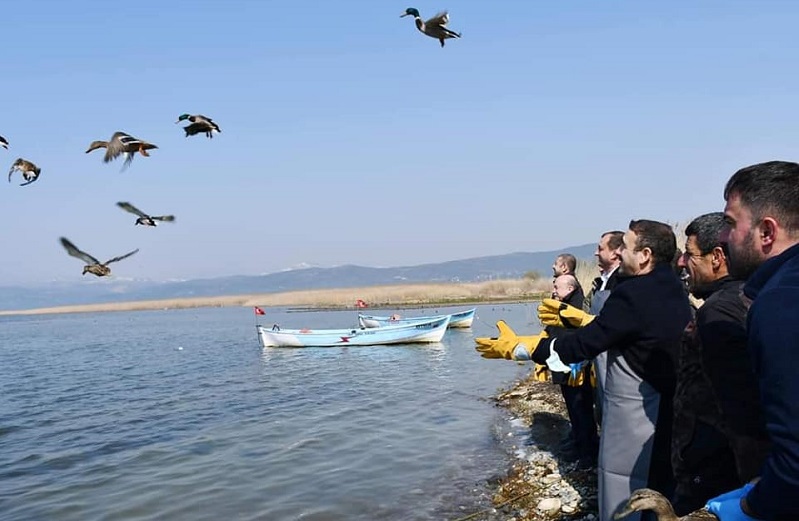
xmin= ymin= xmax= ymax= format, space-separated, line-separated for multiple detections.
xmin=400 ymin=8 xmax=461 ymax=47
xmin=176 ymin=113 xmax=221 ymax=139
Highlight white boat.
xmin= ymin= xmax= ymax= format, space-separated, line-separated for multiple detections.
xmin=257 ymin=315 xmax=450 ymax=348
xmin=358 ymin=308 xmax=476 ymax=329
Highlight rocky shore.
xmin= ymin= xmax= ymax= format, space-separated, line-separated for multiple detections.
xmin=471 ymin=372 xmax=599 ymax=521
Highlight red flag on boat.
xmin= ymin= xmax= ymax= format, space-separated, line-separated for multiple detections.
xmin=254 ymin=306 xmax=265 ymax=315
xmin=355 ymin=299 xmax=368 ymax=309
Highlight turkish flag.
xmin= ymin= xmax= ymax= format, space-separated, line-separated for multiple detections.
xmin=254 ymin=306 xmax=266 ymax=315
xmin=355 ymin=299 xmax=368 ymax=309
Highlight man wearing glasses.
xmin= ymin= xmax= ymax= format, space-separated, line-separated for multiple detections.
xmin=672 ymin=212 xmax=770 ymax=515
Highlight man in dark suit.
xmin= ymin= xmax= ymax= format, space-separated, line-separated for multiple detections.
xmin=476 ymin=219 xmax=692 ymax=521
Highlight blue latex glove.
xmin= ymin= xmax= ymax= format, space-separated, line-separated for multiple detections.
xmin=706 ymin=483 xmax=757 ymax=520
xmin=705 ymin=497 xmax=758 ymax=520
xmin=706 ymin=483 xmax=754 ymax=504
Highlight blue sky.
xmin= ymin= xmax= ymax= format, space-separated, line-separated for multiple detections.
xmin=2 ymin=0 xmax=798 ymax=286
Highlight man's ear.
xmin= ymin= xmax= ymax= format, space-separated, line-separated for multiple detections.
xmin=759 ymin=217 xmax=778 ymax=246
xmin=711 ymin=245 xmax=726 ymax=269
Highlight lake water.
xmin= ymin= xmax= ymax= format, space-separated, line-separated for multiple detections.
xmin=0 ymin=303 xmax=543 ymax=520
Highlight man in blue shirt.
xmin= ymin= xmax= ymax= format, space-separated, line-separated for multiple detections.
xmin=706 ymin=160 xmax=799 ymax=520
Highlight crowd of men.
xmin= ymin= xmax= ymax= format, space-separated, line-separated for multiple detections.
xmin=475 ymin=160 xmax=799 ymax=521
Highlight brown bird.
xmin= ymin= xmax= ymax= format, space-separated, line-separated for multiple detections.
xmin=8 ymin=158 xmax=41 ymax=186
xmin=176 ymin=114 xmax=221 ymax=139
xmin=60 ymin=237 xmax=139 ymax=277
xmin=116 ymin=201 xmax=175 ymax=227
xmin=0 ymin=135 xmax=8 ymax=149
xmin=85 ymin=131 xmax=158 ymax=169
xmin=614 ymin=488 xmax=718 ymax=521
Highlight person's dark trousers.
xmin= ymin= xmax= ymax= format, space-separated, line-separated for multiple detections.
xmin=560 ymin=378 xmax=599 ymax=464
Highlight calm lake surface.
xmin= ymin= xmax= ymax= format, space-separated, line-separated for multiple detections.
xmin=0 ymin=303 xmax=543 ymax=520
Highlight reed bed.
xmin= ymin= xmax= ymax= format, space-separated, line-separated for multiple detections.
xmin=0 ymin=278 xmax=556 ymax=316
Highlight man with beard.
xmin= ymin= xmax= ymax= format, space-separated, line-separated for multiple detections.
xmin=705 ymin=161 xmax=799 ymax=520
xmin=476 ymin=220 xmax=692 ymax=521
xmin=671 ymin=212 xmax=769 ymax=515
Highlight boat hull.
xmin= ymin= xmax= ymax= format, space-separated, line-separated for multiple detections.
xmin=358 ymin=308 xmax=475 ymax=329
xmin=258 ymin=316 xmax=450 ymax=348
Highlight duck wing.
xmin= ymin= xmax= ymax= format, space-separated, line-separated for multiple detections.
xmin=116 ymin=201 xmax=149 ymax=218
xmin=104 ymin=248 xmax=139 ymax=265
xmin=8 ymin=159 xmax=19 ymax=182
xmin=184 ymin=122 xmax=212 ymax=136
xmin=0 ymin=135 xmax=8 ymax=149
xmin=19 ymin=174 xmax=40 ymax=187
xmin=152 ymin=215 xmax=176 ymax=222
xmin=60 ymin=237 xmax=101 ymax=265
xmin=105 ymin=132 xmax=140 ymax=163
xmin=425 ymin=11 xmax=450 ymax=27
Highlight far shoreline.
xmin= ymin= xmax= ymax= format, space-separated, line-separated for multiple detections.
xmin=0 ymin=279 xmax=551 ymax=317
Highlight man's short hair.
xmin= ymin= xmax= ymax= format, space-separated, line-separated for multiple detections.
xmin=724 ymin=160 xmax=799 ymax=233
xmin=628 ymin=219 xmax=677 ymax=266
xmin=557 ymin=253 xmax=577 ymax=274
xmin=601 ymin=230 xmax=625 ymax=250
xmin=685 ymin=212 xmax=727 ymax=255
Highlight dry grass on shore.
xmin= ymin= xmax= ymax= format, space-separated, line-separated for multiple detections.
xmin=0 ymin=278 xmax=555 ymax=316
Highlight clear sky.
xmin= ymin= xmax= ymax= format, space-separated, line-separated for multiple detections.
xmin=2 ymin=0 xmax=798 ymax=286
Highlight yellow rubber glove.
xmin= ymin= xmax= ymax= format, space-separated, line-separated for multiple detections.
xmin=537 ymin=298 xmax=596 ymax=329
xmin=533 ymin=364 xmax=550 ymax=382
xmin=474 ymin=320 xmax=548 ymax=360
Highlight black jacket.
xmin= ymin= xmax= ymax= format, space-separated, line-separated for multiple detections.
xmin=671 ymin=276 xmax=770 ymax=514
xmin=532 ymin=263 xmax=692 ymax=396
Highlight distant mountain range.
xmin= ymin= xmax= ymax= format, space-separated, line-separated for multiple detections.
xmin=0 ymin=243 xmax=596 ymax=311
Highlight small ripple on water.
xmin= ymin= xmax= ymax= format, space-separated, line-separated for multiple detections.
xmin=0 ymin=305 xmax=532 ymax=521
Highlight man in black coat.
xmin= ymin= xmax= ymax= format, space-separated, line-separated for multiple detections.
xmin=476 ymin=219 xmax=692 ymax=521
xmin=671 ymin=212 xmax=769 ymax=515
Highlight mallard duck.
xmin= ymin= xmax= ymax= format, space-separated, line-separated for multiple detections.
xmin=116 ymin=201 xmax=175 ymax=227
xmin=400 ymin=8 xmax=461 ymax=47
xmin=614 ymin=488 xmax=718 ymax=521
xmin=0 ymin=135 xmax=8 ymax=149
xmin=8 ymin=158 xmax=41 ymax=186
xmin=176 ymin=114 xmax=221 ymax=139
xmin=59 ymin=237 xmax=139 ymax=277
xmin=85 ymin=131 xmax=158 ymax=169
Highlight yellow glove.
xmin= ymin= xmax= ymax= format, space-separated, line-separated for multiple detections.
xmin=537 ymin=298 xmax=596 ymax=329
xmin=475 ymin=320 xmax=548 ymax=360
xmin=533 ymin=364 xmax=550 ymax=382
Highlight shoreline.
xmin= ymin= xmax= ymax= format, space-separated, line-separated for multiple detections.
xmin=0 ymin=279 xmax=551 ymax=317
xmin=473 ymin=374 xmax=598 ymax=521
